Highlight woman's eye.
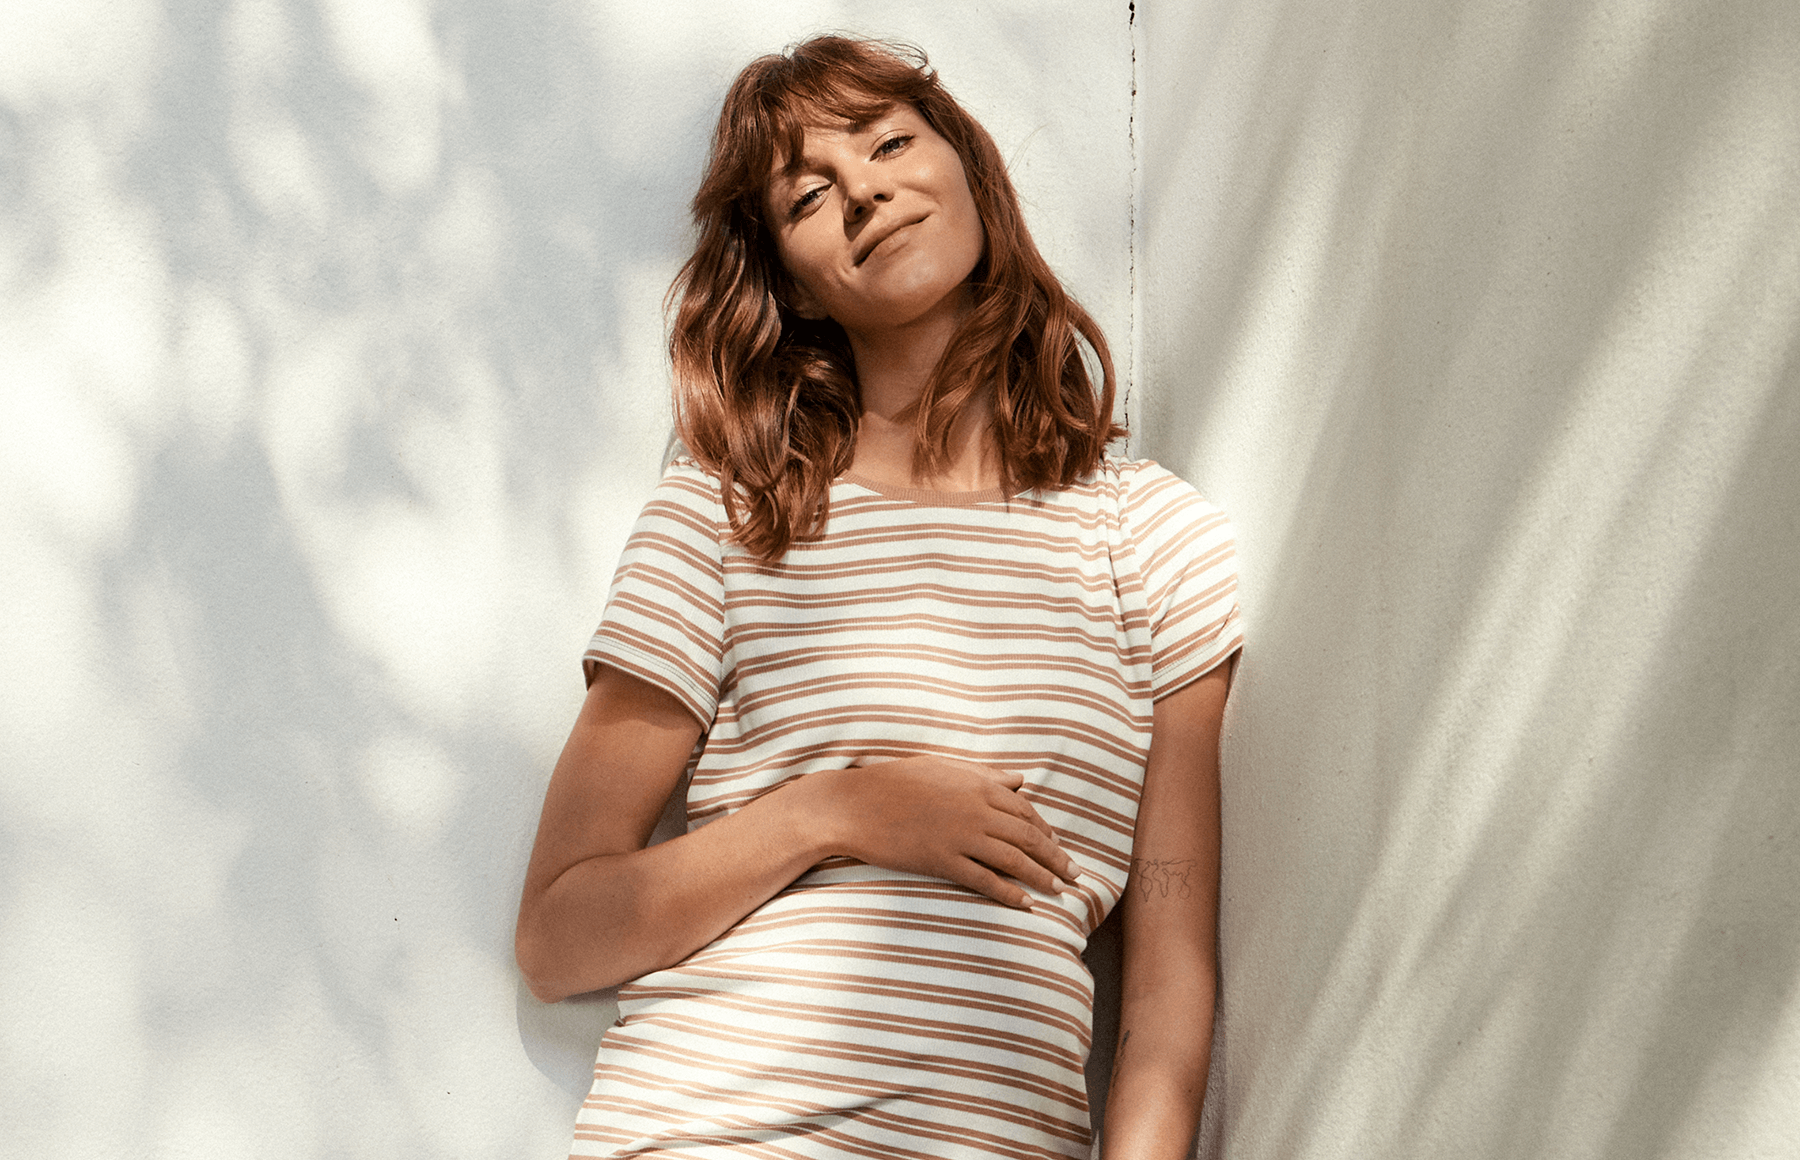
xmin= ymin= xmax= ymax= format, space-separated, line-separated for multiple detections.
xmin=875 ymin=134 xmax=912 ymax=157
xmin=789 ymin=186 xmax=826 ymax=217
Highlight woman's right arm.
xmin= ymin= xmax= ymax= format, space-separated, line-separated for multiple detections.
xmin=515 ymin=664 xmax=1078 ymax=1002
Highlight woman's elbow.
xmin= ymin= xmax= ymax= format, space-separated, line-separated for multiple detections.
xmin=515 ymin=914 xmax=566 ymax=1003
xmin=518 ymin=964 xmax=572 ymax=1005
xmin=515 ymin=900 xmax=596 ymax=1003
xmin=515 ymin=901 xmax=641 ymax=1001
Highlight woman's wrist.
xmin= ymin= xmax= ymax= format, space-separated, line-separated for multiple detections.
xmin=741 ymin=766 xmax=850 ymax=867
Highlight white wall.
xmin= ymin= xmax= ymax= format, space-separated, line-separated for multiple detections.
xmin=0 ymin=2 xmax=1130 ymax=1156
xmin=1133 ymin=1 xmax=1800 ymax=1157
xmin=7 ymin=0 xmax=1798 ymax=1157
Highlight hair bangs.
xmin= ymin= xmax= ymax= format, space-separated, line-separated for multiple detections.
xmin=668 ymin=35 xmax=1124 ymax=561
xmin=734 ymin=44 xmax=939 ymax=221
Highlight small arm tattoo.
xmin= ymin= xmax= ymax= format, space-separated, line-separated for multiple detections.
xmin=1130 ymin=857 xmax=1198 ymax=899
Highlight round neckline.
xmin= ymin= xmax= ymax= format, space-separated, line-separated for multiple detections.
xmin=837 ymin=471 xmax=1009 ymax=507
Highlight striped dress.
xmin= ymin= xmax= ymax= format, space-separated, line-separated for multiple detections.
xmin=572 ymin=457 xmax=1242 ymax=1160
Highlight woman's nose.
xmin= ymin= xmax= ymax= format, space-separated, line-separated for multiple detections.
xmin=841 ymin=169 xmax=892 ymax=220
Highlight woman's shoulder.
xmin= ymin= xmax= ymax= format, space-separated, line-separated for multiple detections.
xmin=1098 ymin=457 xmax=1233 ymax=546
xmin=651 ymin=454 xmax=727 ymax=505
xmin=623 ymin=456 xmax=730 ymax=550
xmin=1098 ymin=456 xmax=1218 ymax=509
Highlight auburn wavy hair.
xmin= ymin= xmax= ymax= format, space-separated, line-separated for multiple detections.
xmin=669 ymin=35 xmax=1124 ymax=559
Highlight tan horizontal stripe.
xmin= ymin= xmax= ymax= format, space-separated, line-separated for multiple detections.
xmin=690 ymin=757 xmax=1139 ymax=824
xmin=616 ymin=983 xmax=1086 ymax=1071
xmin=726 ymin=902 xmax=1080 ymax=962
xmin=647 ymin=472 xmax=726 ymax=513
xmin=725 ymin=611 xmax=1126 ymax=655
xmin=1157 ymin=616 xmax=1242 ymax=671
xmin=739 ymin=525 xmax=1119 ymax=566
xmin=719 ymin=881 xmax=1093 ymax=954
xmin=1120 ymin=465 xmax=1195 ymax=512
xmin=732 ymin=641 xmax=1149 ymax=699
xmin=727 ymin=673 xmax=1152 ymax=733
xmin=580 ymin=1072 xmax=1084 ymax=1160
xmin=699 ymin=705 xmax=1152 ymax=768
xmin=822 ymin=494 xmax=1110 ymax=531
xmin=619 ymin=526 xmax=724 ymax=588
xmin=691 ymin=740 xmax=1142 ymax=794
xmin=1131 ymin=496 xmax=1227 ymax=549
xmin=578 ymin=1091 xmax=955 ymax=1160
xmin=1029 ymin=781 xmax=1139 ymax=835
xmin=767 ymin=521 xmax=1119 ymax=564
xmin=593 ymin=1037 xmax=1088 ymax=1142
xmin=1158 ymin=578 xmax=1239 ymax=629
xmin=754 ymin=546 xmax=1112 ymax=588
xmin=1141 ymin=531 xmax=1233 ymax=589
xmin=691 ymin=738 xmax=1146 ymax=798
xmin=690 ymin=754 xmax=1145 ymax=821
xmin=626 ymin=1009 xmax=1087 ymax=1103
xmin=1129 ymin=492 xmax=1223 ymax=544
xmin=602 ymin=593 xmax=721 ymax=658
xmin=575 ymin=1111 xmax=854 ymax=1160
xmin=633 ymin=498 xmax=723 ymax=546
xmin=682 ymin=934 xmax=1092 ymax=1007
xmin=588 ymin=627 xmax=714 ymax=695
xmin=579 ymin=1066 xmax=835 ymax=1120
xmin=806 ymin=882 xmax=1094 ymax=943
xmin=1156 ymin=638 xmax=1245 ymax=699
xmin=652 ymin=957 xmax=1091 ymax=1043
xmin=729 ymin=583 xmax=1128 ymax=630
xmin=609 ymin=559 xmax=725 ymax=622
xmin=1145 ymin=558 xmax=1236 ymax=613
xmin=830 ymin=482 xmax=1109 ymax=522
xmin=1059 ymin=833 xmax=1133 ymax=878
xmin=590 ymin=1044 xmax=1086 ymax=1135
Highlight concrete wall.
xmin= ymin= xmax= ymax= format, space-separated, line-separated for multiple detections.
xmin=0 ymin=2 xmax=1129 ymax=1156
xmin=1132 ymin=1 xmax=1800 ymax=1157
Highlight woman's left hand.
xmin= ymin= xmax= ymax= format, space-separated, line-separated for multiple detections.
xmin=784 ymin=754 xmax=1081 ymax=908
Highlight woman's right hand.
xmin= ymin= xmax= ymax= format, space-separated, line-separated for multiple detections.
xmin=796 ymin=756 xmax=1081 ymax=909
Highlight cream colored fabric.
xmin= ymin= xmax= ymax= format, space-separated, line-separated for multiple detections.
xmin=572 ymin=457 xmax=1241 ymax=1159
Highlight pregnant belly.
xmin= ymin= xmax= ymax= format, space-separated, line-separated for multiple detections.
xmin=589 ymin=862 xmax=1098 ymax=1157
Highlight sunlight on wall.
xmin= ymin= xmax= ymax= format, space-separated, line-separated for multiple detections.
xmin=0 ymin=1 xmax=1133 ymax=1156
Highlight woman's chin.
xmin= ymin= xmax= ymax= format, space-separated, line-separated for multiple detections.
xmin=839 ymin=278 xmax=976 ymax=337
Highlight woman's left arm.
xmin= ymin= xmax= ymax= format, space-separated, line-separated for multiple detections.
xmin=1100 ymin=660 xmax=1233 ymax=1159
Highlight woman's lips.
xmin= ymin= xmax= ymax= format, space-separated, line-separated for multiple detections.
xmin=854 ymin=215 xmax=928 ymax=265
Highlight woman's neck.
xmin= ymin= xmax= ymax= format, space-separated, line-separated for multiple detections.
xmin=851 ymin=396 xmax=997 ymax=493
xmin=843 ymin=288 xmax=998 ymax=492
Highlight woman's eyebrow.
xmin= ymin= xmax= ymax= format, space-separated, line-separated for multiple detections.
xmin=772 ymin=114 xmax=890 ymax=186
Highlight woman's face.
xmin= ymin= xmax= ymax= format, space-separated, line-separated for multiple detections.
xmin=764 ymin=103 xmax=986 ymax=339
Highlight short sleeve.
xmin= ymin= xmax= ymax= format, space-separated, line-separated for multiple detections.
xmin=1121 ymin=461 xmax=1244 ymax=699
xmin=583 ymin=461 xmax=727 ymax=727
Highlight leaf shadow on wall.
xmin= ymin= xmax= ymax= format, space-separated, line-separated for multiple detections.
xmin=0 ymin=0 xmax=718 ymax=1151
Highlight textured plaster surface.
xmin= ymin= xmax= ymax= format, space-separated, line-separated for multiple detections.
xmin=1133 ymin=1 xmax=1800 ymax=1157
xmin=0 ymin=2 xmax=1129 ymax=1156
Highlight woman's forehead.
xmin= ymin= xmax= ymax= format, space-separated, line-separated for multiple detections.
xmin=770 ymin=99 xmax=909 ymax=172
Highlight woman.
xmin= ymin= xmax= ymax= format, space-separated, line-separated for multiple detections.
xmin=516 ymin=35 xmax=1241 ymax=1160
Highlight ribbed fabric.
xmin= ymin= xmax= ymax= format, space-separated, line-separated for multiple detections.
xmin=572 ymin=457 xmax=1242 ymax=1160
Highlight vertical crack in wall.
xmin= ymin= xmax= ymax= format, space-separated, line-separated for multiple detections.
xmin=1126 ymin=0 xmax=1139 ymax=449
